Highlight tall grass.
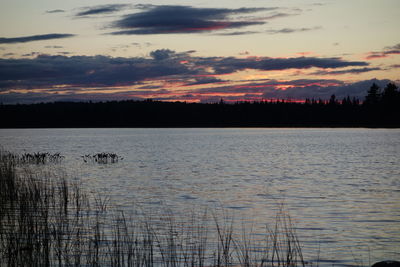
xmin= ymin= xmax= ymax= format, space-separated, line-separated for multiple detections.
xmin=0 ymin=151 xmax=307 ymax=266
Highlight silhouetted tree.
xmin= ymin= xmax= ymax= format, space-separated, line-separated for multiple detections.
xmin=329 ymin=94 xmax=337 ymax=105
xmin=381 ymin=82 xmax=399 ymax=106
xmin=341 ymin=96 xmax=352 ymax=106
xmin=352 ymin=97 xmax=359 ymax=106
xmin=364 ymin=83 xmax=381 ymax=105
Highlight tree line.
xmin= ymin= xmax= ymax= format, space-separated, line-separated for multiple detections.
xmin=1 ymin=82 xmax=399 ymax=128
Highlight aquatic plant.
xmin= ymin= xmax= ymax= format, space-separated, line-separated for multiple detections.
xmin=82 ymin=152 xmax=123 ymax=164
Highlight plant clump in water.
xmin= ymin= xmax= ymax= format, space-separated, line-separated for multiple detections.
xmin=82 ymin=153 xmax=123 ymax=164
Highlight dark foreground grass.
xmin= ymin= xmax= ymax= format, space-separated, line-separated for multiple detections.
xmin=0 ymin=151 xmax=306 ymax=267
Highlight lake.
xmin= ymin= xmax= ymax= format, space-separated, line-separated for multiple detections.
xmin=1 ymin=128 xmax=399 ymax=266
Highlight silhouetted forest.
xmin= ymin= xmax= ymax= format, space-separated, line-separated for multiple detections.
xmin=1 ymin=82 xmax=399 ymax=128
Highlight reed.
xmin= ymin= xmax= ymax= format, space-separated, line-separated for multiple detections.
xmin=0 ymin=151 xmax=308 ymax=266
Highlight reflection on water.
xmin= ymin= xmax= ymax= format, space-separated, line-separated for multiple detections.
xmin=1 ymin=128 xmax=399 ymax=266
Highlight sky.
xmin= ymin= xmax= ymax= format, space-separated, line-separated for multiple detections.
xmin=0 ymin=0 xmax=399 ymax=104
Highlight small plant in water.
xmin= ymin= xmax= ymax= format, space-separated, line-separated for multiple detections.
xmin=82 ymin=152 xmax=123 ymax=164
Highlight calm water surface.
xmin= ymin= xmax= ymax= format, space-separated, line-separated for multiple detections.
xmin=1 ymin=128 xmax=399 ymax=266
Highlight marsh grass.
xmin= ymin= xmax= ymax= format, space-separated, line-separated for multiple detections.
xmin=0 ymin=151 xmax=308 ymax=266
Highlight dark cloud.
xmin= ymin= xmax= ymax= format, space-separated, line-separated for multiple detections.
xmin=110 ymin=5 xmax=268 ymax=35
xmin=46 ymin=9 xmax=65 ymax=14
xmin=0 ymin=51 xmax=370 ymax=97
xmin=366 ymin=50 xmax=400 ymax=60
xmin=45 ymin=45 xmax=64 ymax=49
xmin=0 ymin=34 xmax=75 ymax=44
xmin=186 ymin=77 xmax=225 ymax=85
xmin=131 ymin=42 xmax=152 ymax=48
xmin=200 ymin=56 xmax=368 ymax=74
xmin=263 ymin=12 xmax=296 ymax=20
xmin=150 ymin=49 xmax=175 ymax=60
xmin=266 ymin=26 xmax=321 ymax=34
xmin=384 ymin=43 xmax=400 ymax=50
xmin=76 ymin=4 xmax=130 ymax=17
xmin=215 ymin=31 xmax=259 ymax=36
xmin=0 ymin=53 xmax=193 ymax=90
xmin=366 ymin=43 xmax=400 ymax=59
xmin=0 ymin=53 xmax=390 ymax=104
xmin=312 ymin=67 xmax=381 ymax=75
xmin=110 ymin=44 xmax=131 ymax=52
xmin=22 ymin=52 xmax=41 ymax=57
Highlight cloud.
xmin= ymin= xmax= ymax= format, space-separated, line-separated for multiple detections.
xmin=150 ymin=49 xmax=175 ymax=60
xmin=215 ymin=31 xmax=259 ymax=36
xmin=263 ymin=12 xmax=297 ymax=20
xmin=385 ymin=43 xmax=400 ymax=50
xmin=131 ymin=42 xmax=152 ymax=48
xmin=46 ymin=9 xmax=65 ymax=14
xmin=186 ymin=77 xmax=225 ymax=85
xmin=0 ymin=53 xmax=194 ymax=90
xmin=0 ymin=34 xmax=75 ymax=44
xmin=57 ymin=52 xmax=72 ymax=55
xmin=76 ymin=4 xmax=130 ymax=17
xmin=366 ymin=51 xmax=400 ymax=60
xmin=199 ymin=56 xmax=368 ymax=74
xmin=45 ymin=45 xmax=64 ymax=49
xmin=110 ymin=5 xmax=268 ymax=35
xmin=366 ymin=43 xmax=400 ymax=60
xmin=311 ymin=67 xmax=381 ymax=75
xmin=266 ymin=26 xmax=321 ymax=34
xmin=0 ymin=56 xmax=390 ymax=104
xmin=22 ymin=52 xmax=41 ymax=57
xmin=0 ymin=52 xmax=370 ymax=93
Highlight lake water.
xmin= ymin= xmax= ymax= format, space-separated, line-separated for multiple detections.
xmin=1 ymin=128 xmax=399 ymax=266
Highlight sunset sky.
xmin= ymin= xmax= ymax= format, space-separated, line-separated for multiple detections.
xmin=0 ymin=0 xmax=399 ymax=103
